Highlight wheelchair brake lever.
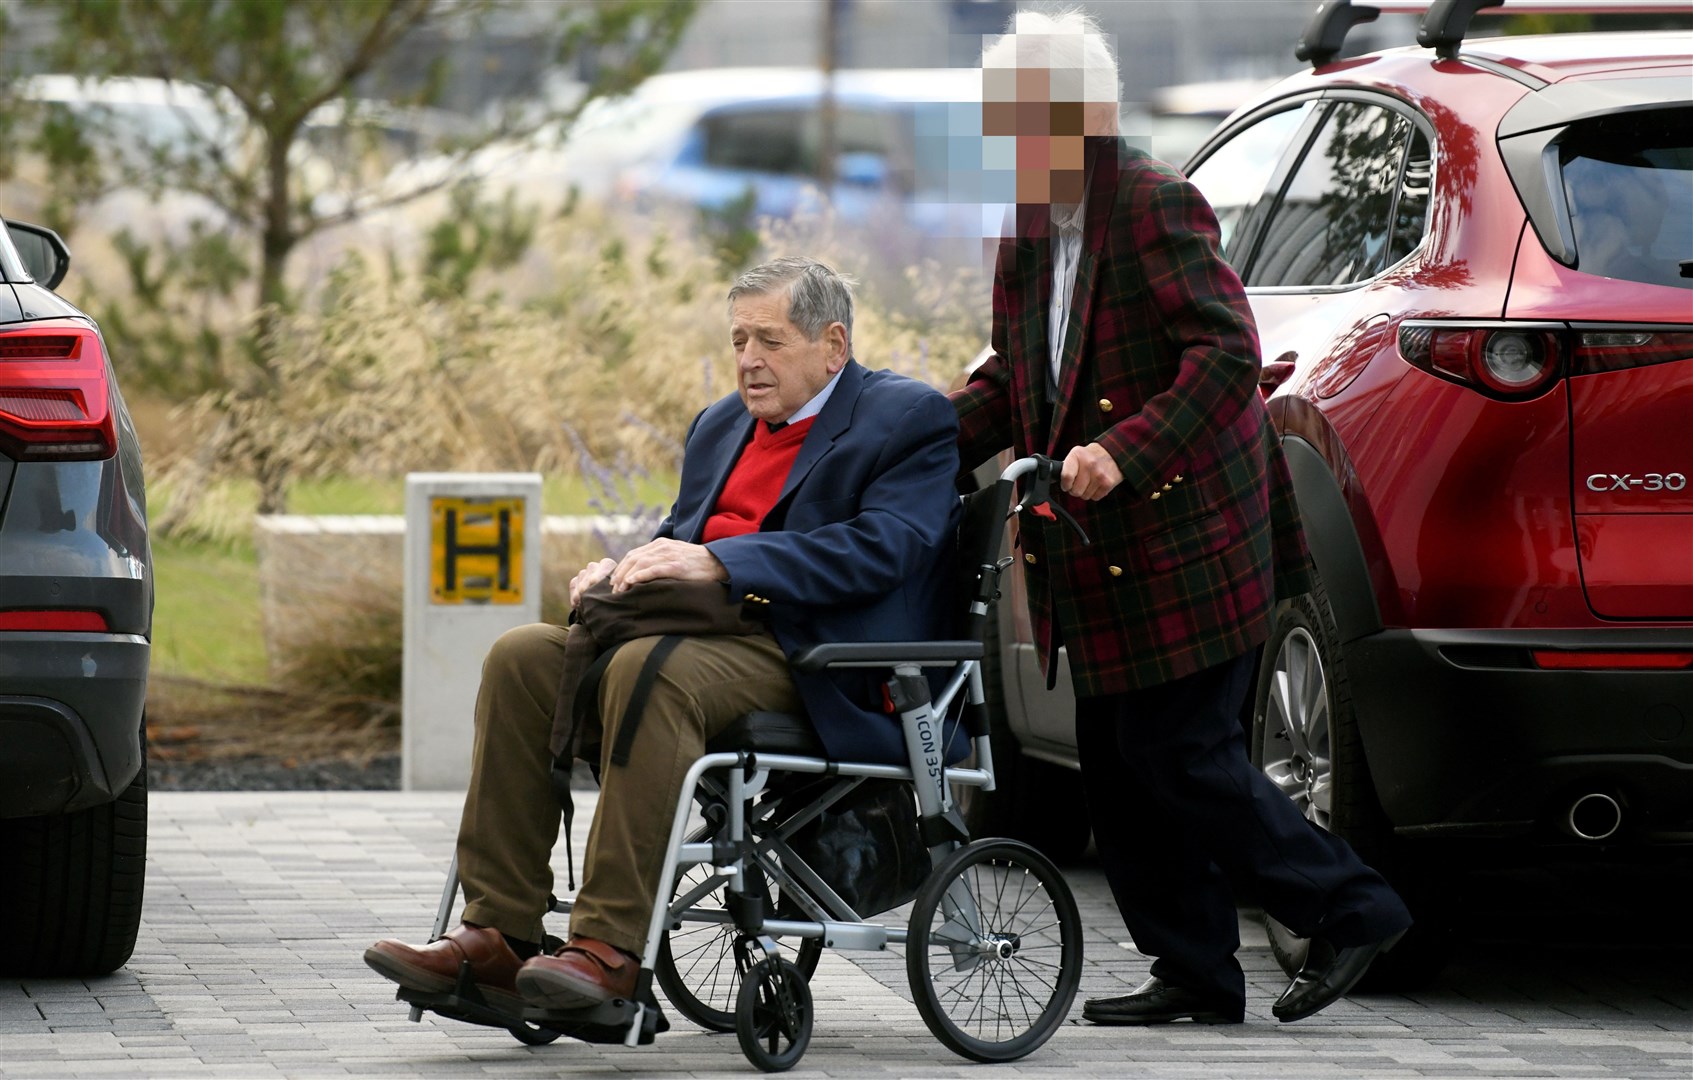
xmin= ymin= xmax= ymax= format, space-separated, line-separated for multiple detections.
xmin=1009 ymin=454 xmax=1058 ymax=518
xmin=1011 ymin=455 xmax=1091 ymax=545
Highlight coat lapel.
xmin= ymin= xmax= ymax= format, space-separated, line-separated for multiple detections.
xmin=770 ymin=360 xmax=865 ymax=516
xmin=1045 ymin=140 xmax=1120 ymax=453
xmin=682 ymin=415 xmax=755 ymax=542
xmin=1009 ymin=203 xmax=1053 ymax=447
xmin=1045 ymin=247 xmax=1098 ymax=454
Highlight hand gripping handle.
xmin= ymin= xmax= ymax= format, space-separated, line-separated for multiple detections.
xmin=1006 ymin=454 xmax=1091 ymax=546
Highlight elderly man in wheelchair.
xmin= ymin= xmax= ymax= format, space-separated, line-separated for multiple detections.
xmin=366 ymin=256 xmax=1081 ymax=1071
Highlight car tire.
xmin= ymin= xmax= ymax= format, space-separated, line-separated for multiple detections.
xmin=1251 ymin=580 xmax=1449 ymax=990
xmin=957 ymin=615 xmax=1091 ymax=865
xmin=0 ymin=728 xmax=148 ymax=977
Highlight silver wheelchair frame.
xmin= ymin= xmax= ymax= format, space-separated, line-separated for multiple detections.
xmin=396 ymin=456 xmax=1084 ymax=1072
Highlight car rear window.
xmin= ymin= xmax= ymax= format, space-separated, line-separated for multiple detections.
xmin=1560 ymin=108 xmax=1693 ymax=290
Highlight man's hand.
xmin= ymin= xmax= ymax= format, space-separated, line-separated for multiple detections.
xmin=1060 ymin=442 xmax=1124 ymax=501
xmin=568 ymin=558 xmax=617 ymax=608
xmin=610 ymin=538 xmax=729 ymax=593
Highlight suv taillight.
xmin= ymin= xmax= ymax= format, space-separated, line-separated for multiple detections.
xmin=1570 ymin=329 xmax=1693 ymax=375
xmin=0 ymin=320 xmax=116 ymax=461
xmin=1397 ymin=321 xmax=1565 ymax=400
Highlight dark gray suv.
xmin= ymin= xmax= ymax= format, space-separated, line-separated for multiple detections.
xmin=0 ymin=214 xmax=151 ymax=976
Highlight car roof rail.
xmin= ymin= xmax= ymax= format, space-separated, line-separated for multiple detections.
xmin=1416 ymin=0 xmax=1505 ymax=59
xmin=1297 ymin=0 xmax=1383 ymax=68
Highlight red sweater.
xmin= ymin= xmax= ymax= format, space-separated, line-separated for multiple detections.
xmin=703 ymin=417 xmax=817 ymax=543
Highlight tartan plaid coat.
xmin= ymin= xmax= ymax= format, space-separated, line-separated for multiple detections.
xmin=953 ymin=139 xmax=1312 ymax=697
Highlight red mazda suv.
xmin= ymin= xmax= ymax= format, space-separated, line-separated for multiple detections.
xmin=973 ymin=2 xmax=1692 ymax=984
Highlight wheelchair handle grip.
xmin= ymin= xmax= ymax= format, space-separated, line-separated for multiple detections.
xmin=1003 ymin=454 xmax=1091 ymax=546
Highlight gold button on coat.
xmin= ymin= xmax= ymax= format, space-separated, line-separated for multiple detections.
xmin=1024 ymin=552 xmax=1037 ymax=565
xmin=1098 ymin=398 xmax=1114 ymax=413
xmin=1150 ymin=491 xmax=1162 ymax=500
xmin=1173 ymin=474 xmax=1184 ymax=483
xmin=1108 ymin=565 xmax=1123 ymax=577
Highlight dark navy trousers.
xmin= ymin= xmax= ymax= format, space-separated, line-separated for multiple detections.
xmin=1075 ymin=651 xmax=1412 ymax=1005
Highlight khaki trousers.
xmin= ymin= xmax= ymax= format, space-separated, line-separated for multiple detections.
xmin=456 ymin=622 xmax=801 ymax=955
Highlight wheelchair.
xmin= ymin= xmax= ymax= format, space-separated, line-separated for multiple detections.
xmin=392 ymin=455 xmax=1085 ymax=1072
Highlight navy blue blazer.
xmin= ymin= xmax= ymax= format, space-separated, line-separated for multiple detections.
xmin=656 ymin=359 xmax=961 ymax=764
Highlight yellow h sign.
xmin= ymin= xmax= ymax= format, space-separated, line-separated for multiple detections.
xmin=430 ymin=495 xmax=525 ymax=604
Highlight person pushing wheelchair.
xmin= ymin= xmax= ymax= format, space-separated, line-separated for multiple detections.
xmin=366 ymin=256 xmax=960 ymax=1014
xmin=953 ymin=8 xmax=1412 ymax=1027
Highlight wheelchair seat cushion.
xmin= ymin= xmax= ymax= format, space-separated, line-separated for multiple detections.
xmin=707 ymin=711 xmax=826 ymax=756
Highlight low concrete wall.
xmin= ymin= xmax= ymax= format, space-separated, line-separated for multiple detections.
xmin=253 ymin=514 xmax=650 ymax=678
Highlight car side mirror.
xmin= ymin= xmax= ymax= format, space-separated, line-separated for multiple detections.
xmin=7 ymin=220 xmax=72 ymax=291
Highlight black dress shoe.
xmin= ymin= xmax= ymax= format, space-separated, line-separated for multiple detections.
xmin=1082 ymin=975 xmax=1243 ymax=1026
xmin=1272 ymin=928 xmax=1407 ymax=1023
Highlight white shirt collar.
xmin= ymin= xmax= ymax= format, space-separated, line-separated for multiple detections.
xmin=1051 ymin=197 xmax=1087 ymax=234
xmin=783 ymin=365 xmax=845 ymax=425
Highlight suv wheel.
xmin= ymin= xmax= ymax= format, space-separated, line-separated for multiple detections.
xmin=1251 ymin=581 xmax=1449 ymax=990
xmin=0 ymin=730 xmax=147 ymax=976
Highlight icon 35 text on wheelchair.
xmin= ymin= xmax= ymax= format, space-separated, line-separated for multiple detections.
xmin=387 ymin=456 xmax=1085 ymax=1072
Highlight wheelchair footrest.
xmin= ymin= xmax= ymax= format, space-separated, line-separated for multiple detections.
xmin=525 ymin=998 xmax=669 ymax=1045
xmin=396 ymin=983 xmax=668 ymax=1046
xmin=396 ymin=983 xmax=535 ymax=1034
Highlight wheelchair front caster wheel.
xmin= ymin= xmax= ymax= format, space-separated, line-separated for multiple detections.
xmin=657 ymin=861 xmax=821 ymax=1032
xmin=506 ymin=1020 xmax=562 ymax=1046
xmin=734 ymin=957 xmax=812 ymax=1072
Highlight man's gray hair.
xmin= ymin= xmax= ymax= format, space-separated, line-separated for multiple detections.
xmin=980 ymin=6 xmax=1120 ymax=106
xmin=727 ymin=256 xmax=854 ymax=343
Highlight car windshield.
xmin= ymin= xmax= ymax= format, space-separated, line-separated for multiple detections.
xmin=1560 ymin=107 xmax=1693 ymax=290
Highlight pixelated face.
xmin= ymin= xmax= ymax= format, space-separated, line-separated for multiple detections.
xmin=981 ymin=32 xmax=1117 ymax=207
xmin=729 ymin=290 xmax=846 ymax=424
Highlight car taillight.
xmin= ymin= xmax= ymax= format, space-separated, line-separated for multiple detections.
xmin=0 ymin=320 xmax=116 ymax=461
xmin=0 ymin=609 xmax=111 ymax=632
xmin=1397 ymin=321 xmax=1565 ymax=400
xmin=1571 ymin=329 xmax=1693 ymax=376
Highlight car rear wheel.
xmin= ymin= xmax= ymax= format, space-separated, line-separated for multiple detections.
xmin=0 ymin=729 xmax=148 ymax=976
xmin=1252 ymin=584 xmax=1448 ymax=990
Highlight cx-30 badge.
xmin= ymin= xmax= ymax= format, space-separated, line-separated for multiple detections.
xmin=1586 ymin=472 xmax=1688 ymax=492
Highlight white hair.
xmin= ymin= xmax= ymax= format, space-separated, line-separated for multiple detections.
xmin=980 ymin=7 xmax=1120 ymax=105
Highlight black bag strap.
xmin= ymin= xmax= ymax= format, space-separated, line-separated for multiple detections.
xmin=549 ymin=755 xmax=578 ymax=891
xmin=609 ymin=635 xmax=685 ymax=768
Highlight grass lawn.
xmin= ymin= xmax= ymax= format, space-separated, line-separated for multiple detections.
xmin=152 ymin=536 xmax=271 ymax=684
xmin=150 ymin=472 xmax=679 ymax=685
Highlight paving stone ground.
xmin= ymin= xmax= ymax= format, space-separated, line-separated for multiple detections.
xmin=1 ymin=791 xmax=1688 ymax=1079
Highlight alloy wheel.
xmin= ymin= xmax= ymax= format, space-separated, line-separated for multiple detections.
xmin=1259 ymin=625 xmax=1332 ymax=830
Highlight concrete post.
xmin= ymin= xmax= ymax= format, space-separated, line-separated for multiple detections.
xmin=402 ymin=473 xmax=542 ymax=790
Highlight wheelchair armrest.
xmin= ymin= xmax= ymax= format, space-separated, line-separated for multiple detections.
xmin=790 ymin=641 xmax=983 ymax=673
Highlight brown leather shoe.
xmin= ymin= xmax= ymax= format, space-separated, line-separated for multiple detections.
xmin=364 ymin=923 xmax=525 ymax=1012
xmin=515 ymin=935 xmax=639 ymax=1009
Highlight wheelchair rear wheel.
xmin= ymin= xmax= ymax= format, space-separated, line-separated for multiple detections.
xmin=906 ymin=838 xmax=1082 ymax=1062
xmin=656 ymin=861 xmax=822 ymax=1032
